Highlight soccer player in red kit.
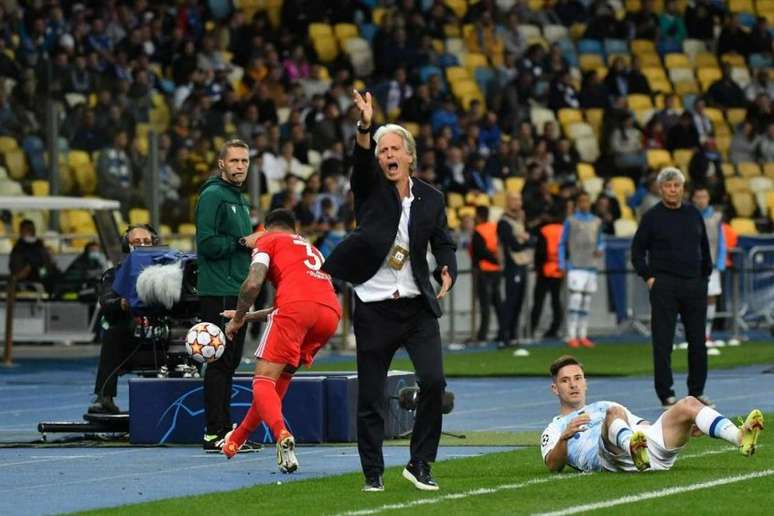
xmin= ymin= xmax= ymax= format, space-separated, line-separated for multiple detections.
xmin=220 ymin=208 xmax=341 ymax=472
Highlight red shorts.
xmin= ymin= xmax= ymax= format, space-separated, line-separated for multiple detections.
xmin=254 ymin=301 xmax=341 ymax=368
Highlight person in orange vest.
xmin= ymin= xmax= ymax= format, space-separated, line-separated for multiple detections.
xmin=530 ymin=209 xmax=565 ymax=339
xmin=471 ymin=205 xmax=504 ymax=344
xmin=720 ymin=218 xmax=740 ymax=346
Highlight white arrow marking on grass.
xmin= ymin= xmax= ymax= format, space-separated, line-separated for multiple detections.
xmin=533 ymin=469 xmax=774 ymax=516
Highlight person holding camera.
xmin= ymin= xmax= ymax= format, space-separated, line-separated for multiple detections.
xmin=89 ymin=224 xmax=157 ymax=414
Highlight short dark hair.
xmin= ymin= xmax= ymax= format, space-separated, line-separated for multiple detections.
xmin=265 ymin=208 xmax=296 ymax=230
xmin=475 ymin=205 xmax=490 ymax=221
xmin=550 ymin=355 xmax=584 ymax=379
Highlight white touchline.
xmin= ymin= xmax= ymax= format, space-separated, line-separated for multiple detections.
xmin=336 ymin=475 xmax=584 ymax=516
xmin=335 ymin=445 xmax=754 ymax=516
xmin=533 ymin=469 xmax=774 ymax=516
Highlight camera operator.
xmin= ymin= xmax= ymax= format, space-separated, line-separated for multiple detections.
xmin=88 ymin=225 xmax=157 ymax=414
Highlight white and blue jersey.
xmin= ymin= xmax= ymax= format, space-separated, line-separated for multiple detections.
xmin=540 ymin=401 xmax=641 ymax=472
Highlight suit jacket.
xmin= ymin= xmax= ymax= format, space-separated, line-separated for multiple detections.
xmin=322 ymin=143 xmax=457 ymax=317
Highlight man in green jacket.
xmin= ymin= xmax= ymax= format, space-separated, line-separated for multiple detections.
xmin=196 ymin=138 xmax=260 ymax=451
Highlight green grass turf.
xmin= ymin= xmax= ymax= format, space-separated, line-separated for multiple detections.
xmin=307 ymin=341 xmax=774 ymax=377
xmin=77 ymin=415 xmax=772 ymax=516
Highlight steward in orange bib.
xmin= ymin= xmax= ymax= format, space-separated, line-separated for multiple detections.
xmin=471 ymin=206 xmax=504 ymax=343
xmin=530 ymin=211 xmax=565 ymax=339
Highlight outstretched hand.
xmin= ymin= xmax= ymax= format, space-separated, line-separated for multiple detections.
xmin=436 ymin=265 xmax=452 ymax=299
xmin=352 ymin=89 xmax=373 ymax=127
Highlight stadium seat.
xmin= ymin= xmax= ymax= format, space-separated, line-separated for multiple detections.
xmin=631 ymin=39 xmax=656 ymax=55
xmin=682 ymin=39 xmax=707 ymax=59
xmin=445 ymin=65 xmax=469 ymax=83
xmin=749 ymin=52 xmax=772 ymax=70
xmin=31 ymin=179 xmax=49 ymax=197
xmin=715 ymin=134 xmax=731 ymax=158
xmin=129 ymin=208 xmax=151 ymax=225
xmin=505 ymin=177 xmax=525 ymax=193
xmin=737 ymin=162 xmax=762 ymax=177
xmin=665 ymin=53 xmax=691 ymax=69
xmin=463 ymin=53 xmax=488 ymax=74
xmin=725 ymin=176 xmax=749 ymax=193
xmin=635 ymin=108 xmax=655 ymax=127
xmin=577 ymin=163 xmax=596 ymax=180
xmin=604 ymin=39 xmax=629 ymax=56
xmin=420 ymin=65 xmax=443 ymax=84
xmin=308 ymin=22 xmax=333 ymax=39
xmin=558 ymin=108 xmax=583 ymax=127
xmin=582 ymin=176 xmax=603 ymax=200
xmin=578 ymin=39 xmax=604 ymax=56
xmin=530 ymin=107 xmax=556 ymax=134
xmin=0 ymin=135 xmax=18 ymax=154
xmin=646 ymin=149 xmax=673 ymax=169
xmin=359 ymin=23 xmax=378 ymax=43
xmin=543 ymin=24 xmax=569 ymax=43
xmin=721 ymin=162 xmax=737 ymax=177
xmin=579 ymin=54 xmax=604 ymax=71
xmin=313 ymin=35 xmax=339 ymax=62
xmin=730 ymin=217 xmax=757 ymax=235
xmin=614 ymin=218 xmax=638 ymax=236
xmin=672 ymin=149 xmax=694 ymax=170
xmin=444 ymin=0 xmax=467 ymax=18
xmin=765 ymin=162 xmax=774 ymax=178
xmin=446 ymin=207 xmax=460 ymax=231
xmin=4 ymin=148 xmax=28 ymax=180
xmin=675 ymin=80 xmax=700 ymax=95
xmin=731 ymin=66 xmax=752 ymax=87
xmin=731 ymin=192 xmax=757 ymax=217
xmin=72 ymin=161 xmax=97 ymax=195
xmin=627 ymin=94 xmax=653 ymax=111
xmin=726 ymin=108 xmax=747 ymax=127
xmin=606 ymin=53 xmax=631 ymax=66
xmin=334 ymin=23 xmax=358 ymax=43
xmin=749 ymin=176 xmax=773 ymax=213
xmin=729 ymin=0 xmax=755 ymax=11
xmin=518 ymin=24 xmax=542 ymax=41
xmin=694 ymin=52 xmax=720 ymax=69
xmin=575 ymin=136 xmax=600 ymax=162
xmin=669 ymin=67 xmax=695 ymax=84
xmin=584 ymin=108 xmax=604 ymax=135
xmin=447 ymin=192 xmax=464 ymax=209
xmin=492 ymin=191 xmax=507 ymax=208
xmin=566 ymin=122 xmax=595 ymax=140
xmin=721 ymin=53 xmax=746 ymax=67
xmin=637 ymin=52 xmax=662 ymax=67
xmin=609 ymin=176 xmax=636 ymax=199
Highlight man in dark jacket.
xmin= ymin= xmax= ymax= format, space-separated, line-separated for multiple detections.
xmin=322 ymin=90 xmax=457 ymax=492
xmin=9 ymin=219 xmax=59 ymax=293
xmin=89 ymin=225 xmax=156 ymax=414
xmin=195 ymin=139 xmax=260 ymax=451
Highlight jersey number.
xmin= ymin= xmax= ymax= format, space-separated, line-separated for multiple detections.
xmin=293 ymin=237 xmax=323 ymax=271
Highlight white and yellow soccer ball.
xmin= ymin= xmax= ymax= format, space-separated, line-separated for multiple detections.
xmin=185 ymin=322 xmax=226 ymax=364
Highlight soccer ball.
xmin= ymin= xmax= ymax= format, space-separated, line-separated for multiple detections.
xmin=185 ymin=322 xmax=226 ymax=364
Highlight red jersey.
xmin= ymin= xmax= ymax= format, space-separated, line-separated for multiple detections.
xmin=252 ymin=232 xmax=341 ymax=314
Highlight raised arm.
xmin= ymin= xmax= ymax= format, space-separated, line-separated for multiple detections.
xmin=350 ymin=89 xmax=379 ymax=198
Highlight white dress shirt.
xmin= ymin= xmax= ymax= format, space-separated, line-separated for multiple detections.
xmin=355 ymin=177 xmax=422 ymax=302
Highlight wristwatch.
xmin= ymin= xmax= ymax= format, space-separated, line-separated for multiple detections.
xmin=356 ymin=121 xmax=371 ymax=133
xmin=238 ymin=237 xmax=248 ymax=248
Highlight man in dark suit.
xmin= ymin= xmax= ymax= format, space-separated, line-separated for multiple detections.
xmin=322 ymin=90 xmax=457 ymax=493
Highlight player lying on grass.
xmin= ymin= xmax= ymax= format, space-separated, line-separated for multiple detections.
xmin=219 ymin=208 xmax=342 ymax=473
xmin=541 ymin=355 xmax=764 ymax=473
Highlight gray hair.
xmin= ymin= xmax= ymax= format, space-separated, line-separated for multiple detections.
xmin=656 ymin=166 xmax=685 ymax=185
xmin=373 ymin=124 xmax=417 ymax=172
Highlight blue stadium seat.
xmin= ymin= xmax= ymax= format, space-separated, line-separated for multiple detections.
xmin=749 ymin=53 xmax=772 ymax=69
xmin=604 ymin=39 xmax=628 ymax=56
xmin=438 ymin=52 xmax=460 ymax=68
xmin=474 ymin=67 xmax=497 ymax=99
xmin=682 ymin=93 xmax=698 ymax=111
xmin=420 ymin=65 xmax=443 ymax=84
xmin=577 ymin=39 xmax=604 ymax=56
xmin=359 ymin=23 xmax=378 ymax=42
xmin=737 ymin=12 xmax=757 ymax=29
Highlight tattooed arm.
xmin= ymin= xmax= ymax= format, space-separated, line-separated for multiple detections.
xmin=224 ymin=262 xmax=268 ymax=340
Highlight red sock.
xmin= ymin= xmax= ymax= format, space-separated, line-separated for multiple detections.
xmin=276 ymin=372 xmax=292 ymax=400
xmin=250 ymin=375 xmax=287 ymax=440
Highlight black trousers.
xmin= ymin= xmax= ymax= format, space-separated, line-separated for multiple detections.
xmin=499 ymin=266 xmax=527 ymax=342
xmin=94 ymin=325 xmax=133 ymax=398
xmin=354 ymin=295 xmax=446 ymax=478
xmin=649 ymin=274 xmax=708 ymax=401
xmin=201 ymin=295 xmax=247 ymax=436
xmin=530 ymin=275 xmax=563 ymax=336
xmin=476 ymin=270 xmax=503 ymax=342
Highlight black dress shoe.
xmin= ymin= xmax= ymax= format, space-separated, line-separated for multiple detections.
xmin=402 ymin=460 xmax=439 ymax=491
xmin=88 ymin=397 xmax=120 ymax=414
xmin=362 ymin=475 xmax=384 ymax=492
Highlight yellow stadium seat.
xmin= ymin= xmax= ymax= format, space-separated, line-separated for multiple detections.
xmin=492 ymin=191 xmax=507 ymax=208
xmin=446 ymin=207 xmax=460 ymax=230
xmin=731 ymin=192 xmax=757 ymax=217
xmin=450 ymin=78 xmax=481 ymax=98
xmin=729 ymin=0 xmax=755 ymax=11
xmin=566 ymin=122 xmax=595 ymax=140
xmin=730 ymin=217 xmax=757 ymax=235
xmin=372 ymin=7 xmax=388 ymax=26
xmin=444 ymin=0 xmax=467 ymax=18
xmin=0 ymin=136 xmax=18 ymax=154
xmin=445 ymin=66 xmax=469 ymax=83
xmin=737 ymin=162 xmax=762 ymax=177
xmin=558 ymin=108 xmax=583 ymax=127
xmin=577 ymin=163 xmax=596 ymax=180
xmin=609 ymin=176 xmax=636 ymax=199
xmin=647 ymin=149 xmax=673 ymax=169
xmin=627 ymin=94 xmax=654 ymax=111
xmin=584 ymin=108 xmax=604 ymax=136
xmin=759 ymin=0 xmax=774 ymax=11
xmin=765 ymin=162 xmax=774 ymax=178
xmin=726 ymin=108 xmax=747 ymax=127
xmin=178 ymin=223 xmax=196 ymax=235
xmin=4 ymin=148 xmax=28 ymax=180
xmin=447 ymin=192 xmax=465 ymax=209
xmin=313 ymin=35 xmax=339 ymax=62
xmin=506 ymin=177 xmax=525 ymax=193
xmin=129 ymin=208 xmax=151 ymax=225
xmin=665 ymin=53 xmax=691 ymax=68
xmin=607 ymin=54 xmax=631 ymax=67
xmin=715 ymin=135 xmax=731 ymax=159
xmin=694 ymin=52 xmax=719 ymax=68
xmin=672 ymin=149 xmax=694 ymax=170
xmin=642 ymin=66 xmax=669 ymax=82
xmin=614 ymin=218 xmax=638 ymax=236
xmin=721 ymin=162 xmax=737 ymax=177
xmin=334 ymin=23 xmax=358 ymax=43
xmin=675 ymin=80 xmax=700 ymax=95
xmin=308 ymin=22 xmax=333 ymax=39
xmin=463 ymin=52 xmax=488 ymax=73
xmin=579 ymin=54 xmax=604 ymax=71
xmin=72 ymin=161 xmax=97 ymax=195
xmin=631 ymin=39 xmax=656 ymax=55
xmin=575 ymin=136 xmax=600 ymax=162
xmin=637 ymin=53 xmax=662 ymax=67
xmin=650 ymin=78 xmax=674 ymax=94
xmin=31 ymin=180 xmax=49 ymax=197
xmin=725 ymin=176 xmax=749 ymax=193
xmin=721 ymin=53 xmax=746 ymax=67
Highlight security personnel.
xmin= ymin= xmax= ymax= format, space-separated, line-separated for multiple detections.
xmin=470 ymin=205 xmax=503 ymax=344
xmin=530 ymin=211 xmax=565 ymax=339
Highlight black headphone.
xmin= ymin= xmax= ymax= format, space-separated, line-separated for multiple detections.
xmin=121 ymin=223 xmax=161 ymax=253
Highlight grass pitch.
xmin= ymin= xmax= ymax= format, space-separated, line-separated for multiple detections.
xmin=309 ymin=340 xmax=774 ymax=377
xmin=80 ymin=415 xmax=772 ymax=516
